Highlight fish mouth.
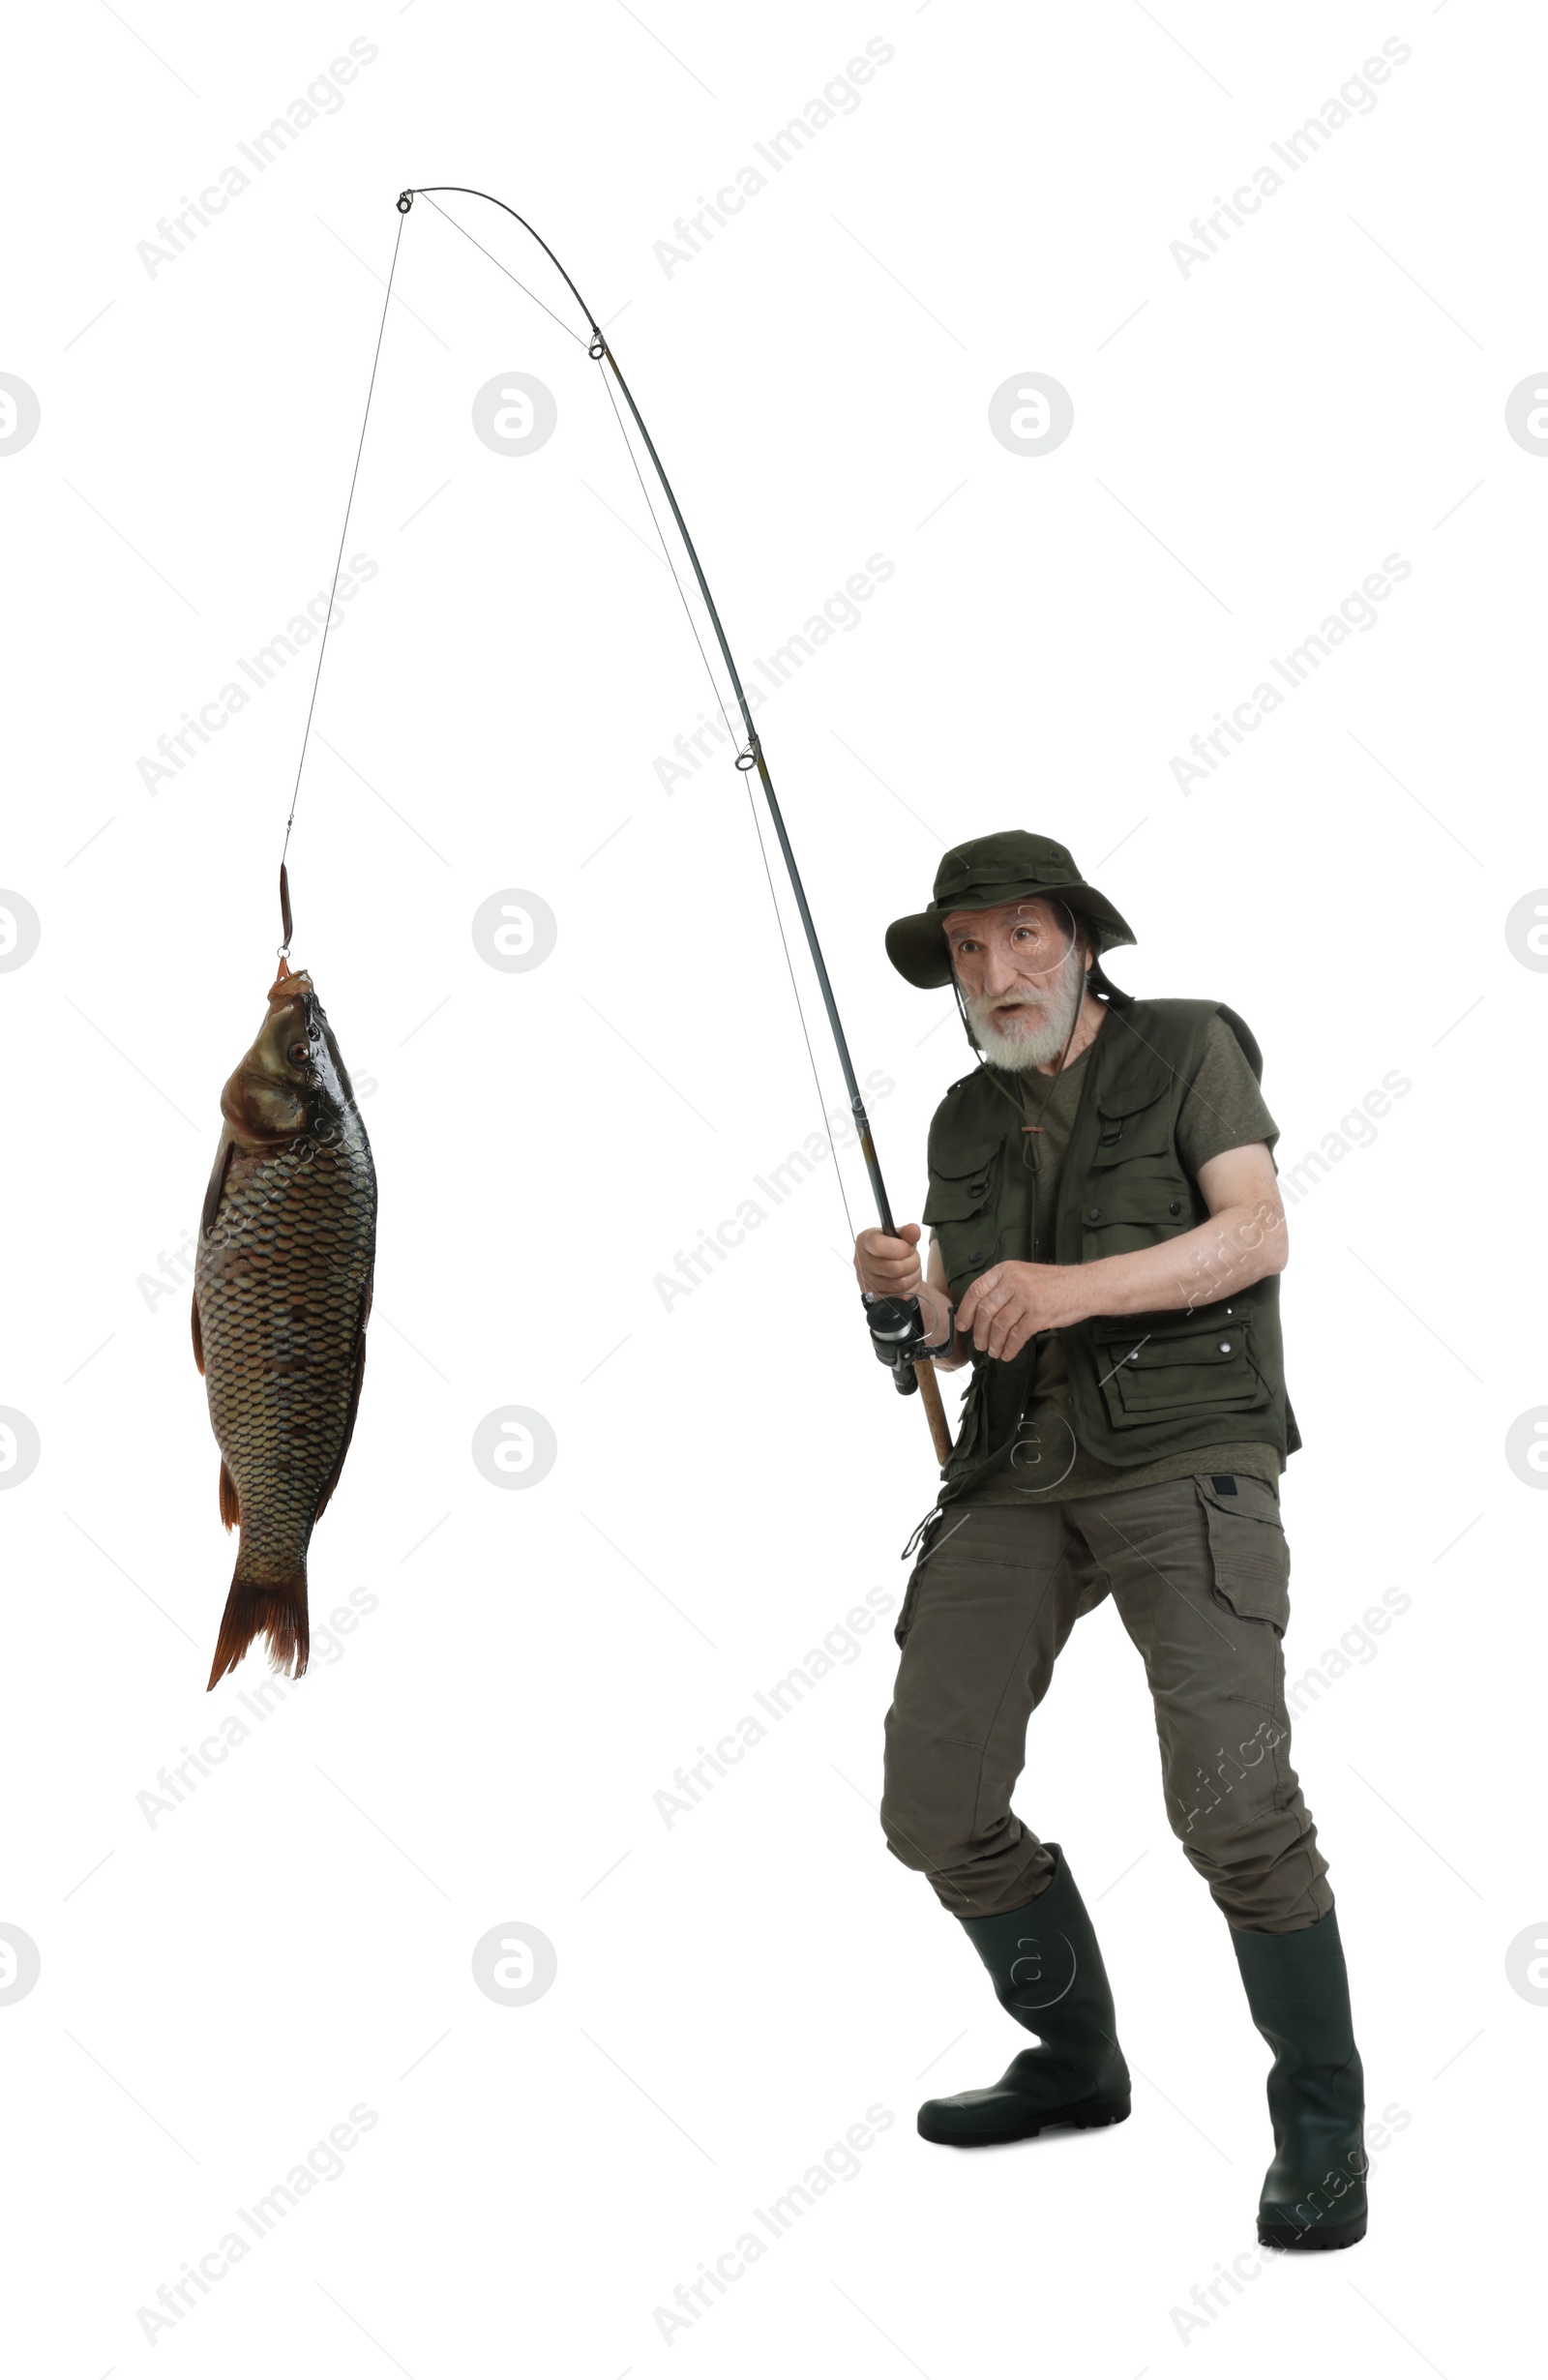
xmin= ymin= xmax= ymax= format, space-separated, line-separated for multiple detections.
xmin=267 ymin=967 xmax=322 ymax=1061
xmin=269 ymin=960 xmax=314 ymax=1005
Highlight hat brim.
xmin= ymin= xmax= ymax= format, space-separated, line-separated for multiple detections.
xmin=885 ymin=882 xmax=1138 ymax=990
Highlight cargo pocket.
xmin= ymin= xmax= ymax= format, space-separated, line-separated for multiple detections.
xmin=1194 ymin=1473 xmax=1291 ymax=1632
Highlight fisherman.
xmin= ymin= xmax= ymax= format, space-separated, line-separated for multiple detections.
xmin=855 ymin=831 xmax=1366 ymax=2251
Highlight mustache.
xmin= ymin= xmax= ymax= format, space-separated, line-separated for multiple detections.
xmin=967 ymin=989 xmax=1050 ymax=1020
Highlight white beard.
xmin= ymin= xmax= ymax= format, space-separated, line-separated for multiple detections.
xmin=966 ymin=961 xmax=1085 ymax=1071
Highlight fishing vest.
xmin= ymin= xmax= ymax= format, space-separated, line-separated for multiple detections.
xmin=922 ymin=997 xmax=1301 ymax=1498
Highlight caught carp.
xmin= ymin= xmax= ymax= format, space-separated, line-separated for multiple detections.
xmin=193 ymin=960 xmax=376 ymax=1688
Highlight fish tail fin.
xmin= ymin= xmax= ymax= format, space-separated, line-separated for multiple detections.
xmin=206 ymin=1568 xmax=310 ymax=1691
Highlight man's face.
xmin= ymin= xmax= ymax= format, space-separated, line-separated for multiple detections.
xmin=944 ymin=895 xmax=1090 ymax=1070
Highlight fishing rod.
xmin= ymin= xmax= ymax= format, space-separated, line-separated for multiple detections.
xmin=295 ymin=184 xmax=954 ymax=1464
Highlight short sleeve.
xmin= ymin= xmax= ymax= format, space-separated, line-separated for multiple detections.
xmin=1176 ymin=1014 xmax=1280 ymax=1176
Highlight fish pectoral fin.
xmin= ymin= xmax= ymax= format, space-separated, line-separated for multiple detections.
xmin=199 ymin=1130 xmax=234 ymax=1240
xmin=219 ymin=1460 xmax=240 ymax=1531
xmin=192 ymin=1294 xmax=205 ymax=1376
xmin=313 ymin=1329 xmax=368 ymax=1527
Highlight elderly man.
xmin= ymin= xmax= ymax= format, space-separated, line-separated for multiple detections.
xmin=855 ymin=831 xmax=1367 ymax=2251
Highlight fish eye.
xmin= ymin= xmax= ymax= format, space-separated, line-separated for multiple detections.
xmin=286 ymin=1039 xmax=310 ymax=1063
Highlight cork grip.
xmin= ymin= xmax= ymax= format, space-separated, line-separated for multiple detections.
xmin=914 ymin=1358 xmax=954 ymax=1466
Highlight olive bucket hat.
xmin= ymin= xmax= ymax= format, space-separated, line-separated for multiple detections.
xmin=884 ymin=829 xmax=1138 ymax=1000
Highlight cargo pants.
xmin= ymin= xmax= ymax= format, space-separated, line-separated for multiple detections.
xmin=880 ymin=1473 xmax=1332 ymax=1935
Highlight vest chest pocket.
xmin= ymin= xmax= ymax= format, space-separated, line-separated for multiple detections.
xmin=922 ymin=1143 xmax=1000 ymax=1294
xmin=1087 ymin=1311 xmax=1268 ymax=1429
xmin=1090 ymin=1078 xmax=1173 ymax=1168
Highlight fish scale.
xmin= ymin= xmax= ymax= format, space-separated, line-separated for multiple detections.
xmin=199 ymin=1141 xmax=372 ymax=1548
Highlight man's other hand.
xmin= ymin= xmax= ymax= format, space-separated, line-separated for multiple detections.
xmin=956 ymin=1262 xmax=1080 ymax=1360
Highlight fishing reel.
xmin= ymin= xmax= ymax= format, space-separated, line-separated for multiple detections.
xmin=861 ymin=1292 xmax=940 ymax=1397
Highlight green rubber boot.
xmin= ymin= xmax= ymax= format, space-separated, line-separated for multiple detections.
xmin=1231 ymin=1907 xmax=1368 ymax=2250
xmin=918 ymin=1843 xmax=1131 ymax=2147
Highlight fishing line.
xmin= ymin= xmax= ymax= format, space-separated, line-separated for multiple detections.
xmin=413 ymin=193 xmax=857 ymax=1235
xmin=418 ymin=191 xmax=588 ymax=346
xmin=740 ymin=769 xmax=857 ymax=1245
xmin=418 ymin=193 xmax=726 ymax=686
xmin=588 ymin=348 xmax=855 ymax=1235
xmin=591 ymin=353 xmax=738 ymax=748
xmin=589 ymin=327 xmax=856 ymax=1231
xmin=278 ymin=203 xmax=406 ymax=952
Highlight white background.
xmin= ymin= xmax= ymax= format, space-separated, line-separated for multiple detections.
xmin=2 ymin=3 xmax=1542 ymax=2373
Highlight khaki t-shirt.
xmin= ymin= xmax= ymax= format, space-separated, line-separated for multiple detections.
xmin=934 ymin=1011 xmax=1284 ymax=1505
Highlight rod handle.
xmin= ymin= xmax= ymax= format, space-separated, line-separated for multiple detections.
xmin=913 ymin=1358 xmax=953 ymax=1467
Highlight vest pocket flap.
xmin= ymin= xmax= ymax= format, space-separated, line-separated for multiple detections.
xmin=921 ymin=1145 xmax=999 ymax=1223
xmin=1079 ymin=1172 xmax=1191 ymax=1230
xmin=1091 ymin=1106 xmax=1174 ymax=1166
xmin=1102 ymin=1317 xmax=1252 ymax=1368
xmin=1194 ymin=1473 xmax=1291 ymax=1628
